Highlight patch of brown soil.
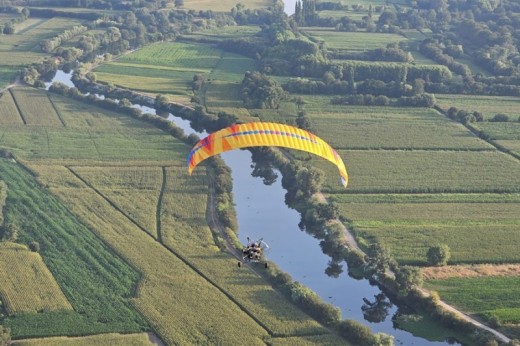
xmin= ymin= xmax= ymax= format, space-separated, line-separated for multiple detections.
xmin=423 ymin=264 xmax=520 ymax=280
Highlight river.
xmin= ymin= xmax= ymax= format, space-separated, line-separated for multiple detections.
xmin=49 ymin=65 xmax=458 ymax=345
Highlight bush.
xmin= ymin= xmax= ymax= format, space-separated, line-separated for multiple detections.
xmin=490 ymin=113 xmax=509 ymax=122
xmin=427 ymin=244 xmax=450 ymax=266
xmin=335 ymin=319 xmax=375 ymax=345
xmin=28 ymin=241 xmax=40 ymax=252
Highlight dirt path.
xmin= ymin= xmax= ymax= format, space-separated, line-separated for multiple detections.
xmin=0 ymin=75 xmax=21 ymax=94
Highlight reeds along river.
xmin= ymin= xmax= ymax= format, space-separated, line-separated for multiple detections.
xmin=48 ymin=69 xmax=458 ymax=345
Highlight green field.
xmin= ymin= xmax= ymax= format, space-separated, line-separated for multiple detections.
xmin=302 ymin=27 xmax=408 ymax=51
xmin=425 ymin=276 xmax=520 ymax=324
xmin=187 ymin=25 xmax=261 ymax=41
xmin=0 ymin=86 xmax=342 ymax=344
xmin=181 ymin=0 xmax=272 ymax=11
xmin=95 ymin=41 xmax=256 ymax=118
xmin=0 ymin=17 xmax=84 ymax=66
xmin=472 ymin=122 xmax=520 ymax=140
xmin=0 ymin=89 xmax=184 ymax=162
xmin=0 ymin=160 xmax=148 ymax=338
xmin=317 ymin=10 xmax=381 ymax=21
xmin=334 ymin=194 xmax=520 ymax=264
xmin=289 ymin=96 xmax=493 ymax=150
xmin=436 ymin=94 xmax=520 ymax=120
xmin=317 ymin=150 xmax=520 ymax=193
xmin=95 ymin=41 xmax=223 ymax=103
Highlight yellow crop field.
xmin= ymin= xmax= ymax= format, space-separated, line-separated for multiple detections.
xmin=70 ymin=166 xmax=164 ymax=238
xmin=0 ymin=91 xmax=24 ymax=125
xmin=29 ymin=164 xmax=269 ymax=345
xmin=10 ymin=88 xmax=63 ymax=127
xmin=13 ymin=332 xmax=153 ymax=346
xmin=0 ymin=242 xmax=72 ymax=314
xmin=160 ymin=166 xmax=329 ymax=336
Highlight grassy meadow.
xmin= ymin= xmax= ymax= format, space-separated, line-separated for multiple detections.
xmin=0 ymin=242 xmax=73 ymax=314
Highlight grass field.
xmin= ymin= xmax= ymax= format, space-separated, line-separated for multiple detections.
xmin=0 ymin=160 xmax=148 ymax=338
xmin=0 ymin=17 xmax=84 ymax=66
xmin=0 ymin=90 xmax=23 ymax=125
xmin=0 ymin=66 xmax=18 ymax=89
xmin=435 ymin=94 xmax=520 ymax=120
xmin=14 ymin=332 xmax=153 ymax=346
xmin=95 ymin=41 xmax=222 ymax=103
xmin=472 ymin=122 xmax=520 ymax=140
xmin=0 ymin=242 xmax=73 ymax=314
xmin=333 ymin=194 xmax=520 ymax=263
xmin=187 ymin=25 xmax=261 ymax=41
xmin=180 ymin=0 xmax=272 ymax=11
xmin=10 ymin=87 xmax=63 ymax=126
xmin=318 ymin=150 xmax=520 ymax=193
xmin=317 ymin=10 xmax=380 ymax=21
xmin=302 ymin=27 xmax=408 ymax=51
xmin=95 ymin=41 xmax=256 ymax=119
xmin=0 ymin=86 xmax=341 ymax=343
xmin=425 ymin=276 xmax=520 ymax=324
xmin=290 ymin=96 xmax=493 ymax=150
xmin=0 ymin=89 xmax=185 ymax=162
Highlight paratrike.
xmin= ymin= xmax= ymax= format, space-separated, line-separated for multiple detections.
xmin=239 ymin=237 xmax=270 ymax=268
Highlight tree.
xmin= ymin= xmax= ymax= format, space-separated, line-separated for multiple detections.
xmin=491 ymin=113 xmax=509 ymax=122
xmin=155 ymin=94 xmax=169 ymax=110
xmin=427 ymin=244 xmax=451 ymax=266
xmin=28 ymin=241 xmax=40 ymax=252
xmin=395 ymin=265 xmax=423 ymax=296
xmin=174 ymin=0 xmax=184 ymax=8
xmin=1 ymin=222 xmax=18 ymax=242
xmin=367 ymin=243 xmax=394 ymax=276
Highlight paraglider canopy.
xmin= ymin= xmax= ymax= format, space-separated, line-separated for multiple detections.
xmin=187 ymin=122 xmax=348 ymax=188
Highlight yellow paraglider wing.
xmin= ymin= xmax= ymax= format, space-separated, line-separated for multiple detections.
xmin=187 ymin=122 xmax=348 ymax=188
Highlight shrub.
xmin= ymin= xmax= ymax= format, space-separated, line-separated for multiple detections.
xmin=427 ymin=244 xmax=451 ymax=266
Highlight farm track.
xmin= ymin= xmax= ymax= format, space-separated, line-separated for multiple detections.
xmin=66 ymin=165 xmax=275 ymax=338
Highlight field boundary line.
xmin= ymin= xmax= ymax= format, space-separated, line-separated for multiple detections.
xmin=66 ymin=166 xmax=274 ymax=337
xmin=87 ymin=130 xmax=101 ymax=158
xmin=8 ymin=89 xmax=27 ymax=125
xmin=66 ymin=166 xmax=152 ymax=237
xmin=14 ymin=17 xmax=48 ymax=35
xmin=47 ymin=94 xmax=66 ymax=126
xmin=156 ymin=166 xmax=166 ymax=243
xmin=45 ymin=128 xmax=50 ymax=153
xmin=335 ymin=147 xmax=496 ymax=152
xmin=433 ymin=105 xmax=520 ymax=162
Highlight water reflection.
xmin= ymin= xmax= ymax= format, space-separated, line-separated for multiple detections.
xmin=47 ymin=69 xmax=460 ymax=346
